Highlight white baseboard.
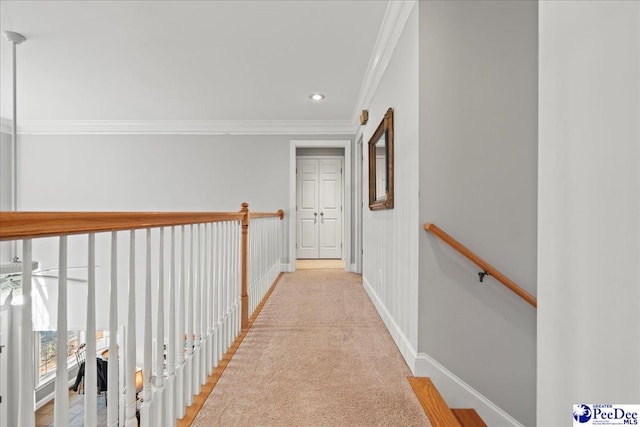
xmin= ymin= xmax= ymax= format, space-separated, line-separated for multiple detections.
xmin=415 ymin=353 xmax=525 ymax=427
xmin=350 ymin=263 xmax=357 ymax=273
xmin=362 ymin=276 xmax=524 ymax=427
xmin=36 ymin=376 xmax=78 ymax=410
xmin=281 ymin=262 xmax=294 ymax=272
xmin=362 ymin=277 xmax=418 ymax=374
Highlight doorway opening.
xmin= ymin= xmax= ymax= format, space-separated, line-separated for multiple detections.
xmin=289 ymin=140 xmax=351 ymax=272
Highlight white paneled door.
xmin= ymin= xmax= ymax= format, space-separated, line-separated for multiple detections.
xmin=296 ymin=157 xmax=343 ymax=259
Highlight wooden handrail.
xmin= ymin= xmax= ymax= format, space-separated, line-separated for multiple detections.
xmin=0 ymin=211 xmax=248 ymax=241
xmin=250 ymin=209 xmax=285 ymax=220
xmin=424 ymin=223 xmax=537 ymax=308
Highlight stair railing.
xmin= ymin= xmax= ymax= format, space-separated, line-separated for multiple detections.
xmin=424 ymin=223 xmax=537 ymax=308
xmin=0 ymin=204 xmax=284 ymax=427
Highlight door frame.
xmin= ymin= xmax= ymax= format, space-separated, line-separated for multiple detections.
xmin=353 ymin=127 xmax=364 ymax=274
xmin=289 ymin=140 xmax=351 ymax=272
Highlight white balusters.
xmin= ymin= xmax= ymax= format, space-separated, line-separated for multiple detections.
xmin=140 ymin=230 xmax=153 ymax=426
xmin=246 ymin=216 xmax=283 ymax=319
xmin=54 ymin=236 xmax=68 ymax=425
xmin=234 ymin=221 xmax=241 ymax=336
xmin=185 ymin=225 xmax=193 ymax=406
xmin=215 ymin=222 xmax=223 ymax=363
xmin=193 ymin=224 xmax=201 ymax=396
xmin=155 ymin=227 xmax=166 ymax=426
xmin=207 ymin=223 xmax=215 ymax=374
xmin=224 ymin=222 xmax=232 ymax=349
xmin=5 ymin=278 xmax=19 ymax=427
xmin=220 ymin=223 xmax=227 ymax=351
xmin=125 ymin=231 xmax=137 ymax=427
xmin=2 ymin=208 xmax=284 ymax=427
xmin=18 ymin=239 xmax=34 ymax=427
xmin=201 ymin=224 xmax=210 ymax=383
xmin=176 ymin=226 xmax=186 ymax=419
xmin=108 ymin=232 xmax=119 ymax=427
xmin=166 ymin=227 xmax=176 ymax=425
xmin=85 ymin=234 xmax=98 ymax=426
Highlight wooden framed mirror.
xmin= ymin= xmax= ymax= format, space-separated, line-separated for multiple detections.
xmin=368 ymin=108 xmax=394 ymax=210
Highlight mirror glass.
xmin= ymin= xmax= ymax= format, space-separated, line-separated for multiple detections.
xmin=374 ymin=135 xmax=387 ymax=201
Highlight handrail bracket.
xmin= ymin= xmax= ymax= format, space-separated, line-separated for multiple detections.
xmin=478 ymin=271 xmax=491 ymax=283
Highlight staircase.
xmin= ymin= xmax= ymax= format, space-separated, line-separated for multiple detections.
xmin=409 ymin=377 xmax=487 ymax=427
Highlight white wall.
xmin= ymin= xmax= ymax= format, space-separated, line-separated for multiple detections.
xmin=418 ymin=1 xmax=538 ymax=425
xmin=538 ymin=2 xmax=640 ymax=425
xmin=17 ymin=134 xmax=293 ymax=212
xmin=0 ymin=131 xmax=10 ymax=211
xmin=362 ymin=5 xmax=420 ymax=365
xmin=1 ymin=131 xmax=11 ymax=263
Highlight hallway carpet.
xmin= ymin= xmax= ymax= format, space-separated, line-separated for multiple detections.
xmin=192 ymin=269 xmax=430 ymax=426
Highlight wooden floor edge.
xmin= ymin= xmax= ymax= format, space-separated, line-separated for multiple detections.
xmin=408 ymin=377 xmax=462 ymax=427
xmin=451 ymin=408 xmax=488 ymax=427
xmin=177 ymin=272 xmax=285 ymax=426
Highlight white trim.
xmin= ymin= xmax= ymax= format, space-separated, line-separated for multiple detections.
xmin=35 ymin=372 xmax=78 ymax=411
xmin=289 ymin=140 xmax=351 ymax=272
xmin=362 ymin=276 xmax=525 ymax=427
xmin=281 ymin=263 xmax=294 ymax=273
xmin=362 ymin=277 xmax=418 ymax=371
xmin=353 ymin=127 xmax=365 ymax=274
xmin=414 ymin=354 xmax=526 ymax=427
xmin=4 ymin=119 xmax=357 ymax=136
xmin=350 ymin=0 xmax=417 ymax=125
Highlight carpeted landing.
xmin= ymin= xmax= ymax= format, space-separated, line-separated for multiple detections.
xmin=192 ymin=269 xmax=430 ymax=426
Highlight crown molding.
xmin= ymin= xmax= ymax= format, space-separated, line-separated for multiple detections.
xmin=7 ymin=119 xmax=358 ymax=136
xmin=350 ymin=0 xmax=417 ymax=126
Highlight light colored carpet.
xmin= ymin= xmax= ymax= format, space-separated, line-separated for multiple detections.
xmin=192 ymin=270 xmax=430 ymax=427
xmin=296 ymin=259 xmax=345 ymax=270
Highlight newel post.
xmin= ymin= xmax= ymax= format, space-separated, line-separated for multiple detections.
xmin=240 ymin=202 xmax=249 ymax=329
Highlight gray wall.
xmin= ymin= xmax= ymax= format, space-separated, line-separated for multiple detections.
xmin=418 ymin=1 xmax=538 ymax=425
xmin=538 ymin=1 xmax=640 ymax=424
xmin=17 ymin=133 xmax=353 ymax=267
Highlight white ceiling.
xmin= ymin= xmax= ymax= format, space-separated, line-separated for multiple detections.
xmin=0 ymin=0 xmax=390 ymax=133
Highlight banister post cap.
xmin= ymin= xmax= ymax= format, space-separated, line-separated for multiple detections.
xmin=277 ymin=209 xmax=284 ymax=220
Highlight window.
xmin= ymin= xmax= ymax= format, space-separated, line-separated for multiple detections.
xmin=38 ymin=330 xmax=105 ymax=381
xmin=38 ymin=331 xmax=81 ymax=380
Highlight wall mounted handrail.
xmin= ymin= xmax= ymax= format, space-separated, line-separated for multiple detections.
xmin=424 ymin=223 xmax=537 ymax=308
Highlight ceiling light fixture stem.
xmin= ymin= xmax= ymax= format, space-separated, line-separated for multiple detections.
xmin=3 ymin=31 xmax=26 ymax=260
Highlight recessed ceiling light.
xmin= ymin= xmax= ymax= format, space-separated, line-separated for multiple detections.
xmin=309 ymin=93 xmax=325 ymax=101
